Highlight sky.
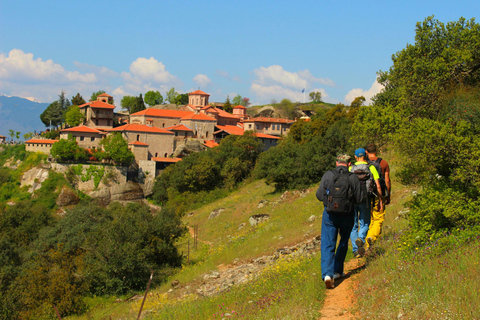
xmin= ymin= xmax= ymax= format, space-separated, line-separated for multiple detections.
xmin=1 ymin=0 xmax=479 ymax=107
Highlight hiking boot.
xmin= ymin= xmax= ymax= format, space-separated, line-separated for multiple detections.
xmin=357 ymin=247 xmax=366 ymax=257
xmin=355 ymin=238 xmax=365 ymax=248
xmin=366 ymin=237 xmax=374 ymax=246
xmin=324 ymin=276 xmax=334 ymax=289
xmin=333 ymin=272 xmax=346 ymax=280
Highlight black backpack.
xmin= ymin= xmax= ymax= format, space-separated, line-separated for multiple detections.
xmin=324 ymin=170 xmax=353 ymax=214
xmin=367 ymin=158 xmax=388 ymax=197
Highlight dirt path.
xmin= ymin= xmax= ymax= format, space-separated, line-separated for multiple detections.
xmin=319 ymin=258 xmax=365 ymax=319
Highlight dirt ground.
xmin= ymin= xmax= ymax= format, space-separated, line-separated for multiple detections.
xmin=319 ymin=258 xmax=365 ymax=319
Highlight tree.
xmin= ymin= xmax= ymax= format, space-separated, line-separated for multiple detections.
xmin=144 ymin=90 xmax=164 ymax=106
xmin=121 ymin=95 xmax=137 ymax=113
xmin=100 ymin=133 xmax=134 ymax=165
xmin=232 ymin=94 xmax=243 ymax=106
xmin=130 ymin=94 xmax=146 ymax=114
xmin=65 ymin=105 xmax=84 ymax=127
xmin=223 ymin=95 xmax=233 ymax=112
xmin=51 ymin=139 xmax=85 ymax=163
xmin=8 ymin=129 xmax=15 ymax=141
xmin=71 ymin=93 xmax=86 ymax=106
xmin=374 ymin=16 xmax=480 ymax=119
xmin=309 ymin=91 xmax=322 ymax=103
xmin=23 ymin=132 xmax=33 ymax=141
xmin=40 ymin=101 xmax=64 ymax=128
xmin=90 ymin=90 xmax=105 ymax=102
xmin=166 ymin=87 xmax=179 ymax=104
xmin=242 ymin=97 xmax=251 ymax=107
xmin=39 ymin=91 xmax=72 ymax=128
xmin=174 ymin=93 xmax=188 ymax=105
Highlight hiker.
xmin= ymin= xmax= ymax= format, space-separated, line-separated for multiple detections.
xmin=349 ymin=148 xmax=384 ymax=257
xmin=316 ymin=153 xmax=364 ymax=289
xmin=365 ymin=143 xmax=391 ymax=247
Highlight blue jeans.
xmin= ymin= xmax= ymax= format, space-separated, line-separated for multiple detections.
xmin=350 ymin=200 xmax=371 ymax=253
xmin=321 ymin=208 xmax=355 ymax=280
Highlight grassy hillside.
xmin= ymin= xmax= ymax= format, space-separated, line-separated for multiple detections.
xmin=68 ymin=159 xmax=480 ymax=319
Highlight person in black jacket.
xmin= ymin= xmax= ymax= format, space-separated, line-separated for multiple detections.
xmin=316 ymin=153 xmax=364 ymax=289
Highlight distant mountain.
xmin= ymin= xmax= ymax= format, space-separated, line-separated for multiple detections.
xmin=0 ymin=95 xmax=50 ymax=140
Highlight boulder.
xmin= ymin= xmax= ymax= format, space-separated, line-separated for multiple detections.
xmin=249 ymin=214 xmax=270 ymax=227
xmin=56 ymin=187 xmax=80 ymax=207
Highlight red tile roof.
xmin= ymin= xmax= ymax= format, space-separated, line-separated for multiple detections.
xmin=189 ymin=90 xmax=210 ymax=96
xmin=234 ymin=105 xmax=247 ymax=109
xmin=242 ymin=117 xmax=295 ymax=124
xmin=181 ymin=113 xmax=216 ymax=121
xmin=108 ymin=124 xmax=174 ymax=134
xmin=61 ymin=125 xmax=105 ymax=134
xmin=204 ymin=140 xmax=219 ymax=148
xmin=215 ymin=125 xmax=244 ymax=136
xmin=79 ymin=100 xmax=115 ymax=110
xmin=129 ymin=141 xmax=149 ymax=146
xmin=151 ymin=157 xmax=182 ymax=163
xmin=165 ymin=124 xmax=193 ymax=132
xmin=130 ymin=108 xmax=192 ymax=118
xmin=212 ymin=107 xmax=240 ymax=119
xmin=97 ymin=93 xmax=113 ymax=97
xmin=25 ymin=139 xmax=58 ymax=144
xmin=253 ymin=133 xmax=281 ymax=139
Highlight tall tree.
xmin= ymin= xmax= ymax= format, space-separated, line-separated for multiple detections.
xmin=374 ymin=16 xmax=480 ymax=119
xmin=165 ymin=87 xmax=179 ymax=104
xmin=232 ymin=94 xmax=243 ymax=106
xmin=309 ymin=91 xmax=322 ymax=103
xmin=71 ymin=93 xmax=86 ymax=106
xmin=223 ymin=95 xmax=233 ymax=113
xmin=130 ymin=94 xmax=146 ymax=114
xmin=174 ymin=93 xmax=189 ymax=105
xmin=121 ymin=95 xmax=137 ymax=113
xmin=65 ymin=105 xmax=85 ymax=127
xmin=100 ymin=133 xmax=135 ymax=165
xmin=40 ymin=101 xmax=64 ymax=128
xmin=144 ymin=90 xmax=163 ymax=106
xmin=90 ymin=90 xmax=105 ymax=102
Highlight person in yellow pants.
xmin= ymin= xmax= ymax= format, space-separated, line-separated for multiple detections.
xmin=365 ymin=144 xmax=391 ymax=247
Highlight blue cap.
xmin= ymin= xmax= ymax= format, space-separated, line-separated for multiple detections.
xmin=355 ymin=148 xmax=366 ymax=157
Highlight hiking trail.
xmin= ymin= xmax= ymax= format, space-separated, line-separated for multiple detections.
xmin=319 ymin=258 xmax=365 ymax=319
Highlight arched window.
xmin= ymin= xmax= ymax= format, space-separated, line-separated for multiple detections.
xmin=137 ymin=134 xmax=140 ymax=141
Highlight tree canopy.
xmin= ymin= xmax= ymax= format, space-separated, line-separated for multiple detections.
xmin=144 ymin=90 xmax=164 ymax=106
xmin=309 ymin=91 xmax=322 ymax=103
xmin=166 ymin=87 xmax=179 ymax=104
xmin=71 ymin=93 xmax=86 ymax=106
xmin=374 ymin=16 xmax=480 ymax=119
xmin=120 ymin=95 xmax=137 ymax=113
xmin=65 ymin=105 xmax=84 ymax=127
xmin=40 ymin=90 xmax=71 ymax=128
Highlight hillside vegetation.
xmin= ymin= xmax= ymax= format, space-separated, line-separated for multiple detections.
xmin=1 ymin=15 xmax=480 ymax=319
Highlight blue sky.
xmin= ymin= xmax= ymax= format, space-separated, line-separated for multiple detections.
xmin=1 ymin=0 xmax=479 ymax=106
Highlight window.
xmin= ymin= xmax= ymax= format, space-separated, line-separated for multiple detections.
xmin=277 ymin=124 xmax=281 ymax=130
xmin=137 ymin=134 xmax=140 ymax=141
xmin=249 ymin=124 xmax=252 ymax=129
xmin=91 ymin=137 xmax=95 ymax=142
xmin=155 ymin=153 xmax=158 ymax=157
xmin=80 ymin=136 xmax=84 ymax=141
xmin=256 ymin=125 xmax=260 ymax=130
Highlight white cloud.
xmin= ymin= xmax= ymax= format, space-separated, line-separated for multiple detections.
xmin=193 ymin=74 xmax=211 ymax=87
xmin=344 ymin=80 xmax=384 ymax=105
xmin=250 ymin=65 xmax=334 ymax=103
xmin=253 ymin=65 xmax=334 ymax=90
xmin=251 ymin=83 xmax=328 ymax=103
xmin=0 ymin=49 xmax=96 ymax=84
xmin=73 ymin=61 xmax=118 ymax=78
xmin=112 ymin=56 xmax=183 ymax=102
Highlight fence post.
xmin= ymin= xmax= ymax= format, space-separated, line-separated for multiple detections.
xmin=137 ymin=270 xmax=154 ymax=320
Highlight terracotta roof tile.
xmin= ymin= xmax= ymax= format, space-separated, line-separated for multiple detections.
xmin=79 ymin=100 xmax=115 ymax=110
xmin=253 ymin=133 xmax=281 ymax=139
xmin=189 ymin=90 xmax=210 ymax=96
xmin=215 ymin=125 xmax=244 ymax=135
xmin=97 ymin=93 xmax=113 ymax=97
xmin=25 ymin=139 xmax=58 ymax=144
xmin=129 ymin=141 xmax=149 ymax=146
xmin=108 ymin=124 xmax=174 ymax=134
xmin=130 ymin=108 xmax=192 ymax=118
xmin=151 ymin=157 xmax=182 ymax=163
xmin=233 ymin=105 xmax=247 ymax=109
xmin=204 ymin=140 xmax=219 ymax=148
xmin=61 ymin=125 xmax=105 ymax=134
xmin=165 ymin=124 xmax=193 ymax=132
